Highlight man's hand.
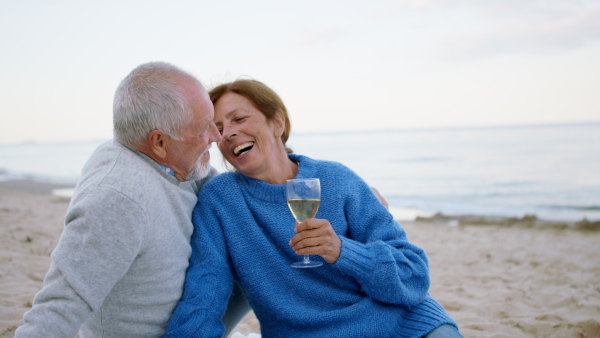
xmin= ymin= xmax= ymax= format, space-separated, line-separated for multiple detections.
xmin=289 ymin=218 xmax=341 ymax=264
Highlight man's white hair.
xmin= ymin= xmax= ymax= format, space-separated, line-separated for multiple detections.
xmin=113 ymin=61 xmax=203 ymax=149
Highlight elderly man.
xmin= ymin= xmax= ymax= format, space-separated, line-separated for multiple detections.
xmin=16 ymin=62 xmax=235 ymax=337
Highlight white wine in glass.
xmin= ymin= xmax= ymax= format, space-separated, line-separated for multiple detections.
xmin=286 ymin=178 xmax=323 ymax=268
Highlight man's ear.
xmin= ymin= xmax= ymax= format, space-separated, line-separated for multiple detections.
xmin=147 ymin=130 xmax=168 ymax=159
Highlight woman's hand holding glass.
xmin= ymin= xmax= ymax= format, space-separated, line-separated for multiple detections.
xmin=287 ymin=178 xmax=341 ymax=267
xmin=289 ymin=218 xmax=341 ymax=264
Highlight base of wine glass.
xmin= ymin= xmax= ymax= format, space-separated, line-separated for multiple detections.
xmin=291 ymin=260 xmax=323 ymax=268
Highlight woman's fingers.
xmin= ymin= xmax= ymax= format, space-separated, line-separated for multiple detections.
xmin=289 ymin=219 xmax=341 ymax=263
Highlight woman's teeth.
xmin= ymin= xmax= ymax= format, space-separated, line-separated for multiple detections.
xmin=233 ymin=142 xmax=255 ymax=156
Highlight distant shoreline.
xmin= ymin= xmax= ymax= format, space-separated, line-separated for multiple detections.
xmin=0 ymin=179 xmax=75 ymax=196
xmin=1 ymin=178 xmax=598 ymax=228
xmin=2 ymin=123 xmax=599 ymax=223
xmin=414 ymin=212 xmax=600 ymax=231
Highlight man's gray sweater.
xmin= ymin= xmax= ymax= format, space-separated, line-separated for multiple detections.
xmin=16 ymin=140 xmax=216 ymax=337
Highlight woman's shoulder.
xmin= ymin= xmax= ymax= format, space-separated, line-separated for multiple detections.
xmin=292 ymin=154 xmax=353 ymax=172
xmin=210 ymin=170 xmax=237 ymax=182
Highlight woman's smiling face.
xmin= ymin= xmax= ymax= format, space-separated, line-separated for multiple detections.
xmin=213 ymin=92 xmax=286 ymax=180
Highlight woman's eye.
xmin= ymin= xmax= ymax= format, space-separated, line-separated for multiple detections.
xmin=235 ymin=116 xmax=246 ymax=122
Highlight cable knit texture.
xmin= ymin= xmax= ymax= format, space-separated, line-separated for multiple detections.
xmin=166 ymin=154 xmax=457 ymax=338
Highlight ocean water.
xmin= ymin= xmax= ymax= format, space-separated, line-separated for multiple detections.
xmin=1 ymin=123 xmax=599 ymax=222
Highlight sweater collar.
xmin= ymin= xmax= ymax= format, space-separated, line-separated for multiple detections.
xmin=115 ymin=140 xmax=184 ymax=186
xmin=234 ymin=154 xmax=318 ymax=203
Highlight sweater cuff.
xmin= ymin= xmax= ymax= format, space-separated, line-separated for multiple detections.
xmin=334 ymin=237 xmax=377 ymax=276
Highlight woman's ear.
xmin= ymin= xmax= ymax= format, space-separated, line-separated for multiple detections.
xmin=272 ymin=112 xmax=286 ymax=138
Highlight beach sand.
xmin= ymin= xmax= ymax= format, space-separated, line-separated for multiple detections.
xmin=1 ymin=181 xmax=599 ymax=338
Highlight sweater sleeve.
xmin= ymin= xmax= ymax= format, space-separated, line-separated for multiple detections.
xmin=16 ymin=262 xmax=95 ymax=338
xmin=164 ymin=192 xmax=234 ymax=338
xmin=331 ymin=166 xmax=430 ymax=307
xmin=16 ymin=188 xmax=145 ymax=337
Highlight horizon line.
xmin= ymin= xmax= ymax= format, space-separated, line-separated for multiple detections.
xmin=291 ymin=120 xmax=600 ymax=136
xmin=1 ymin=120 xmax=599 ymax=146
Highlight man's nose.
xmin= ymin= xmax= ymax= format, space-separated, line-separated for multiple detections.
xmin=209 ymin=122 xmax=222 ymax=143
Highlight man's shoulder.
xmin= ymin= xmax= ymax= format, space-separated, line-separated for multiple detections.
xmin=83 ymin=140 xmax=137 ymax=172
xmin=191 ymin=167 xmax=219 ymax=191
xmin=75 ymin=140 xmax=181 ymax=199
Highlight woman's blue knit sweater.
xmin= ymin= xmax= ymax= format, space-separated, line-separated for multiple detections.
xmin=165 ymin=154 xmax=457 ymax=338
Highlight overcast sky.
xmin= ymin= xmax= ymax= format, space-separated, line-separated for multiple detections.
xmin=1 ymin=0 xmax=599 ymax=144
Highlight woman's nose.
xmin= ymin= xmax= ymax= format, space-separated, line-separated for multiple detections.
xmin=223 ymin=128 xmax=237 ymax=141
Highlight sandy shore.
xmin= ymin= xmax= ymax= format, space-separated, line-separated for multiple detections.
xmin=1 ymin=181 xmax=599 ymax=338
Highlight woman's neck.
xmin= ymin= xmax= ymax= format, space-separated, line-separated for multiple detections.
xmin=249 ymin=150 xmax=298 ymax=185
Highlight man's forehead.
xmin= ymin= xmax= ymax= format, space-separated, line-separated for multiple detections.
xmin=177 ymin=74 xmax=207 ymax=98
xmin=194 ymin=99 xmax=215 ymax=129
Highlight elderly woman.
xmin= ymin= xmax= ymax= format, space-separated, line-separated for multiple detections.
xmin=165 ymin=80 xmax=461 ymax=337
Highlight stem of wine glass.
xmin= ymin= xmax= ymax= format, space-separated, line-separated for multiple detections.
xmin=303 ymin=255 xmax=311 ymax=264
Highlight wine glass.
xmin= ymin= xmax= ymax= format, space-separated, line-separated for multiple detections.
xmin=286 ymin=178 xmax=323 ymax=268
